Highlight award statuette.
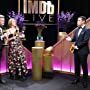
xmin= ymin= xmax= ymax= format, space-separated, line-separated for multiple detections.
xmin=20 ymin=26 xmax=26 ymax=41
xmin=2 ymin=30 xmax=8 ymax=46
xmin=19 ymin=31 xmax=26 ymax=41
xmin=70 ymin=44 xmax=75 ymax=53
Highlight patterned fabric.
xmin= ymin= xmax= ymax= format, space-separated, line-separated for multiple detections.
xmin=8 ymin=34 xmax=28 ymax=77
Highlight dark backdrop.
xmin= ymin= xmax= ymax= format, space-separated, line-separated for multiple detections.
xmin=0 ymin=0 xmax=89 ymax=51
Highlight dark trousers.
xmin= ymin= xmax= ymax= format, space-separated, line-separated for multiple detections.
xmin=74 ymin=52 xmax=88 ymax=80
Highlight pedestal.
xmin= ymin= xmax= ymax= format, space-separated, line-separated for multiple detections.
xmin=35 ymin=40 xmax=45 ymax=48
xmin=32 ymin=47 xmax=44 ymax=80
xmin=43 ymin=52 xmax=53 ymax=72
xmin=43 ymin=47 xmax=53 ymax=78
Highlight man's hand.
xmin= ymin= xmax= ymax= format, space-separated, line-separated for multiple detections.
xmin=66 ymin=36 xmax=72 ymax=41
xmin=70 ymin=44 xmax=79 ymax=53
xmin=0 ymin=33 xmax=7 ymax=40
xmin=72 ymin=45 xmax=79 ymax=50
xmin=74 ymin=45 xmax=79 ymax=50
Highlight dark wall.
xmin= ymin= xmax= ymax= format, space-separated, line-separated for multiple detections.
xmin=0 ymin=0 xmax=89 ymax=51
xmin=60 ymin=0 xmax=89 ymax=17
xmin=0 ymin=0 xmax=17 ymax=14
xmin=60 ymin=0 xmax=89 ymax=33
xmin=0 ymin=0 xmax=89 ymax=20
xmin=0 ymin=0 xmax=58 ymax=51
xmin=24 ymin=25 xmax=58 ymax=51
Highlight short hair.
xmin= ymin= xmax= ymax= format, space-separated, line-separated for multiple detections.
xmin=0 ymin=15 xmax=5 ymax=18
xmin=78 ymin=16 xmax=86 ymax=23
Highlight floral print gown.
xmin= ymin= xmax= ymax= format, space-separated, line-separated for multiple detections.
xmin=8 ymin=33 xmax=28 ymax=77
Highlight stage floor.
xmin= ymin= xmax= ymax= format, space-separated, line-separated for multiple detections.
xmin=0 ymin=73 xmax=90 ymax=90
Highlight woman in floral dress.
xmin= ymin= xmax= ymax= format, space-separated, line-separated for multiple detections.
xmin=6 ymin=18 xmax=28 ymax=80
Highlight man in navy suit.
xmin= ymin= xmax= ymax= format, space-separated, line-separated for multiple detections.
xmin=66 ymin=16 xmax=90 ymax=88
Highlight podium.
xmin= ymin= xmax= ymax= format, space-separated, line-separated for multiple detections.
xmin=43 ymin=47 xmax=53 ymax=72
xmin=32 ymin=47 xmax=44 ymax=80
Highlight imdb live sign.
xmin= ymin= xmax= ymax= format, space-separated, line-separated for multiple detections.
xmin=19 ymin=0 xmax=58 ymax=23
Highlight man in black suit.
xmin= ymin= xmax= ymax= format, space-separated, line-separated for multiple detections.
xmin=0 ymin=14 xmax=6 ymax=84
xmin=66 ymin=16 xmax=90 ymax=88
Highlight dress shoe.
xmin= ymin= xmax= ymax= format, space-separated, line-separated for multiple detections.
xmin=19 ymin=76 xmax=27 ymax=81
xmin=71 ymin=79 xmax=80 ymax=84
xmin=9 ymin=74 xmax=16 ymax=80
xmin=82 ymin=81 xmax=88 ymax=88
xmin=0 ymin=79 xmax=6 ymax=84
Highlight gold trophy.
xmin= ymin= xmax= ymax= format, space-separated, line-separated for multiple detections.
xmin=19 ymin=31 xmax=26 ymax=41
xmin=70 ymin=43 xmax=76 ymax=53
xmin=20 ymin=26 xmax=26 ymax=41
xmin=3 ymin=37 xmax=8 ymax=45
xmin=15 ymin=27 xmax=26 ymax=41
xmin=2 ymin=30 xmax=8 ymax=46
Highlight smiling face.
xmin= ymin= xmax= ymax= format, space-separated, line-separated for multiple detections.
xmin=11 ymin=19 xmax=17 ymax=27
xmin=8 ymin=18 xmax=17 ymax=28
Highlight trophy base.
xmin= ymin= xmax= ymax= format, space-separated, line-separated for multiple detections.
xmin=35 ymin=40 xmax=45 ymax=48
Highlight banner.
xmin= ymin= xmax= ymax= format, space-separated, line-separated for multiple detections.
xmin=18 ymin=0 xmax=59 ymax=24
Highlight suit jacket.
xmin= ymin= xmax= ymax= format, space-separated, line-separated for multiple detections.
xmin=72 ymin=26 xmax=90 ymax=55
xmin=0 ymin=26 xmax=4 ymax=51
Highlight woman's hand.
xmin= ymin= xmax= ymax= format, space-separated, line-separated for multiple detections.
xmin=13 ymin=36 xmax=16 ymax=39
xmin=19 ymin=33 xmax=25 ymax=38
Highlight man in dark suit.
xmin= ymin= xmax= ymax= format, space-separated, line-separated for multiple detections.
xmin=66 ymin=16 xmax=90 ymax=88
xmin=0 ymin=14 xmax=6 ymax=84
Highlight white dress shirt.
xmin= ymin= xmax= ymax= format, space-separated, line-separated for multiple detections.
xmin=0 ymin=27 xmax=3 ymax=33
xmin=0 ymin=27 xmax=3 ymax=40
xmin=78 ymin=25 xmax=85 ymax=37
xmin=78 ymin=28 xmax=82 ymax=37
